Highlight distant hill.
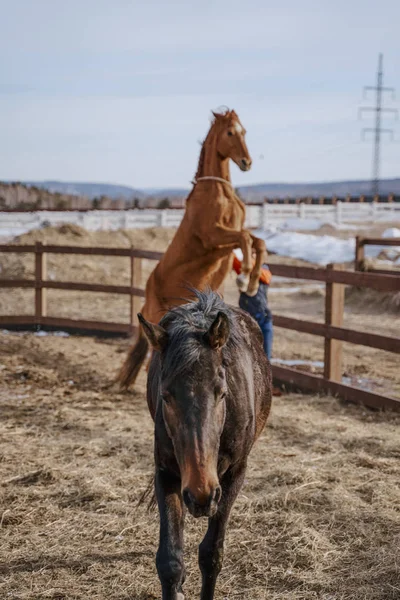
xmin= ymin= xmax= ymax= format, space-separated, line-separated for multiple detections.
xmin=0 ymin=182 xmax=92 ymax=211
xmin=23 ymin=181 xmax=147 ymax=200
xmin=237 ymin=178 xmax=400 ymax=202
xmin=20 ymin=178 xmax=400 ymax=201
xmin=2 ymin=178 xmax=399 ymax=210
xmin=144 ymin=187 xmax=189 ymax=198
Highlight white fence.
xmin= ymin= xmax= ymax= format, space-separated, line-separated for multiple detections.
xmin=1 ymin=202 xmax=399 ymax=239
xmin=256 ymin=202 xmax=400 ymax=228
xmin=0 ymin=209 xmax=184 ymax=238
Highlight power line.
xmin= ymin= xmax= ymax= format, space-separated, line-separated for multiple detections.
xmin=358 ymin=53 xmax=398 ymax=196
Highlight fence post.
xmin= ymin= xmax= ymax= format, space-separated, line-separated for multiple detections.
xmin=262 ymin=201 xmax=269 ymax=229
xmin=130 ymin=249 xmax=143 ymax=333
xmin=335 ymin=201 xmax=342 ymax=225
xmin=355 ymin=236 xmax=365 ymax=271
xmin=35 ymin=241 xmax=47 ymax=326
xmin=158 ymin=210 xmax=168 ymax=227
xmin=324 ymin=263 xmax=344 ymax=382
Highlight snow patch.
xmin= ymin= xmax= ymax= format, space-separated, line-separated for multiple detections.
xmin=34 ymin=330 xmax=70 ymax=337
xmin=382 ymin=227 xmax=400 ymax=239
xmin=1 ymin=329 xmax=69 ymax=337
xmin=257 ymin=227 xmax=400 ymax=265
xmin=271 ymin=358 xmax=324 ymax=368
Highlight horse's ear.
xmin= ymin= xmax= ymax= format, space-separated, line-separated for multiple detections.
xmin=138 ymin=314 xmax=167 ymax=351
xmin=205 ymin=311 xmax=230 ymax=350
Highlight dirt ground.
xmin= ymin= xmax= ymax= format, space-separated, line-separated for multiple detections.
xmin=1 ymin=331 xmax=399 ymax=600
xmin=1 ymin=223 xmax=400 ymax=599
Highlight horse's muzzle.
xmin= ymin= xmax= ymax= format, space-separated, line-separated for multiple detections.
xmin=239 ymin=158 xmax=252 ymax=171
xmin=182 ymin=486 xmax=222 ymax=518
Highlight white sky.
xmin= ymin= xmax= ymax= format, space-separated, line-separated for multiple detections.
xmin=1 ymin=0 xmax=399 ymax=188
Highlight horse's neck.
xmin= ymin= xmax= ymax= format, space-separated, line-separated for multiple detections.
xmin=196 ymin=134 xmax=231 ymax=182
xmin=198 ymin=154 xmax=231 ymax=182
xmin=190 ymin=132 xmax=242 ymax=207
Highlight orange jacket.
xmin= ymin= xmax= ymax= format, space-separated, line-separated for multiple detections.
xmin=232 ymin=255 xmax=272 ymax=285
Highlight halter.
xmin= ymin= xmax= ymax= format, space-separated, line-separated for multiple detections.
xmin=191 ymin=176 xmax=233 ymax=189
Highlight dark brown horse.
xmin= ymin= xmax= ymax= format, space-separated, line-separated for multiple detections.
xmin=139 ymin=290 xmax=272 ymax=600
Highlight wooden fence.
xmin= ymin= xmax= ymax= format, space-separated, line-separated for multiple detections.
xmin=0 ymin=242 xmax=162 ymax=335
xmin=1 ymin=243 xmax=400 ymax=411
xmin=355 ymin=236 xmax=400 ymax=276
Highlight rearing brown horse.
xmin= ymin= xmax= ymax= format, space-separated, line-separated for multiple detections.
xmin=140 ymin=290 xmax=272 ymax=600
xmin=117 ymin=109 xmax=267 ymax=389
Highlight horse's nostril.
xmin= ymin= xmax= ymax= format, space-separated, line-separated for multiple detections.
xmin=182 ymin=488 xmax=193 ymax=507
xmin=214 ymin=486 xmax=222 ymax=504
xmin=241 ymin=159 xmax=247 ymax=167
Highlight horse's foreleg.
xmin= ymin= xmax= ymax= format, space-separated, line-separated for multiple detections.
xmin=246 ymin=235 xmax=267 ymax=297
xmin=198 ymin=462 xmax=247 ymax=600
xmin=199 ymin=225 xmax=253 ymax=291
xmin=236 ymin=229 xmax=253 ymax=292
xmin=155 ymin=468 xmax=186 ymax=600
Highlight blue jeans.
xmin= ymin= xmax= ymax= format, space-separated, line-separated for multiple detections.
xmin=256 ymin=314 xmax=273 ymax=361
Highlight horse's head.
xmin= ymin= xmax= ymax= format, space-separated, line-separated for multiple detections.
xmin=139 ymin=303 xmax=232 ymax=518
xmin=212 ymin=109 xmax=252 ymax=172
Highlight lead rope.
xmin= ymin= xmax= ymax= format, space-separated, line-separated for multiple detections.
xmin=191 ymin=176 xmax=234 ymax=189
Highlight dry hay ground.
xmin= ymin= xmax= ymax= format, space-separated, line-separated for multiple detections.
xmin=0 ymin=331 xmax=400 ymax=600
xmin=1 ymin=224 xmax=400 ymax=598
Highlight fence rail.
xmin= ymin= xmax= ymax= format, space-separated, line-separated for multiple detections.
xmin=1 ymin=242 xmax=399 ymax=411
xmin=0 ymin=242 xmax=159 ymax=334
xmin=355 ymin=236 xmax=400 ymax=276
xmin=2 ymin=199 xmax=400 ymax=238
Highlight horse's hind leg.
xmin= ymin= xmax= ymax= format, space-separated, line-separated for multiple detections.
xmin=246 ymin=236 xmax=267 ymax=297
xmin=155 ymin=468 xmax=186 ymax=600
xmin=198 ymin=462 xmax=247 ymax=600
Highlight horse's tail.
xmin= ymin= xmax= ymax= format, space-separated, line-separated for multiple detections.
xmin=137 ymin=473 xmax=156 ymax=512
xmin=116 ymin=327 xmax=149 ymax=389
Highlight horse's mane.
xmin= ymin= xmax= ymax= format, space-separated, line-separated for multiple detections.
xmin=194 ymin=143 xmax=206 ymax=181
xmin=159 ymin=289 xmax=241 ymax=383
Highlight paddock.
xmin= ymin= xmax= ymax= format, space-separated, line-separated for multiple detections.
xmin=0 ymin=224 xmax=399 ymax=599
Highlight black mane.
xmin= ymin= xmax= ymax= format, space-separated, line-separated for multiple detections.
xmin=159 ymin=290 xmax=240 ymax=383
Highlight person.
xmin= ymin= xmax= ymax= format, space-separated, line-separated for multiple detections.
xmin=232 ymin=252 xmax=273 ymax=361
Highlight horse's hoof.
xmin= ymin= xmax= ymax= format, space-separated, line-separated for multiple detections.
xmin=236 ymin=274 xmax=249 ymax=292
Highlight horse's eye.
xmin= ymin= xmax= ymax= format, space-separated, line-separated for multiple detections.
xmin=227 ymin=131 xmax=233 ymax=137
xmin=162 ymin=392 xmax=172 ymax=404
xmin=219 ymin=390 xmax=227 ymax=401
